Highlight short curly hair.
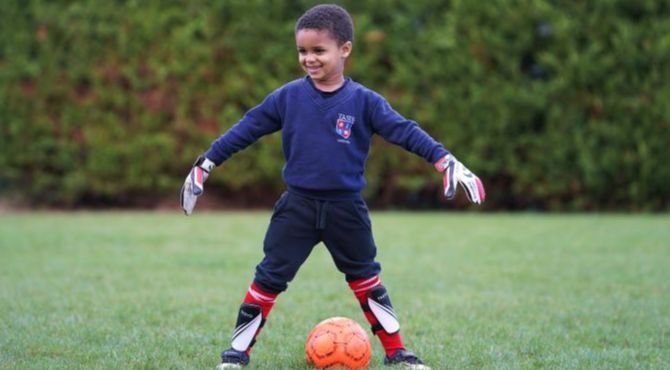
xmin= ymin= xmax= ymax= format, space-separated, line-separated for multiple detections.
xmin=295 ymin=4 xmax=354 ymax=45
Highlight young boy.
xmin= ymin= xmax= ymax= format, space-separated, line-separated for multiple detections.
xmin=180 ymin=4 xmax=485 ymax=369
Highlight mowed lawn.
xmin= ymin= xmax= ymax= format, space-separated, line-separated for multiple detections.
xmin=0 ymin=212 xmax=668 ymax=369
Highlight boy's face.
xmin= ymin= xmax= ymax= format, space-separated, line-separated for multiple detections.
xmin=296 ymin=29 xmax=352 ymax=91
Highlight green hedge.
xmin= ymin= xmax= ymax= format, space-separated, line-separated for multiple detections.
xmin=1 ymin=0 xmax=668 ymax=210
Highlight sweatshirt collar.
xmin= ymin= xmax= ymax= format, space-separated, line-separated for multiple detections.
xmin=302 ymin=76 xmax=355 ymax=110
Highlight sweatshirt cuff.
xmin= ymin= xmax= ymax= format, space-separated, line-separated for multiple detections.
xmin=204 ymin=147 xmax=226 ymax=166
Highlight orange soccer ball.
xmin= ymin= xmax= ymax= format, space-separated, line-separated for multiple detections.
xmin=305 ymin=317 xmax=372 ymax=369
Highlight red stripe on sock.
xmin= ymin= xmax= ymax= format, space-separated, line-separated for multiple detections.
xmin=243 ymin=282 xmax=278 ymax=318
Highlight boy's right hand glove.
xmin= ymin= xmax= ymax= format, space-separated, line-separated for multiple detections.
xmin=434 ymin=154 xmax=486 ymax=204
xmin=180 ymin=155 xmax=216 ymax=215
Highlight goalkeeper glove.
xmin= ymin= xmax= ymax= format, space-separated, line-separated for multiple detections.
xmin=434 ymin=154 xmax=486 ymax=204
xmin=180 ymin=155 xmax=216 ymax=215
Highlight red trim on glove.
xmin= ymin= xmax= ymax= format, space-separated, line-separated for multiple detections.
xmin=433 ymin=155 xmax=450 ymax=172
xmin=476 ymin=177 xmax=486 ymax=201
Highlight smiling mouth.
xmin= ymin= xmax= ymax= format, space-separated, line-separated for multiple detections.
xmin=305 ymin=65 xmax=321 ymax=73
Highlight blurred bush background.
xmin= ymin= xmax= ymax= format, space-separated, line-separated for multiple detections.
xmin=1 ymin=0 xmax=668 ymax=211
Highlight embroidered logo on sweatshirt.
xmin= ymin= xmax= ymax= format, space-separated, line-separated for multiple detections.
xmin=336 ymin=113 xmax=355 ymax=142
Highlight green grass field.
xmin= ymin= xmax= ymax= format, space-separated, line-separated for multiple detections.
xmin=1 ymin=212 xmax=668 ymax=369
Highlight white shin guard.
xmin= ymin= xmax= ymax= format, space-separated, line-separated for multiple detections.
xmin=231 ymin=303 xmax=263 ymax=352
xmin=367 ymin=285 xmax=400 ymax=334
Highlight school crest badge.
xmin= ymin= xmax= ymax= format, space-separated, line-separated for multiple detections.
xmin=336 ymin=113 xmax=355 ymax=140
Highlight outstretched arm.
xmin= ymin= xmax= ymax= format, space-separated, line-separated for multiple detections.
xmin=370 ymin=96 xmax=485 ymax=204
xmin=370 ymin=98 xmax=448 ymax=163
xmin=180 ymin=94 xmax=281 ymax=215
xmin=205 ymin=94 xmax=282 ymax=165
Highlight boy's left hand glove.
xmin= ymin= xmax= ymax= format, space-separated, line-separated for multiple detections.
xmin=434 ymin=154 xmax=486 ymax=204
xmin=180 ymin=155 xmax=216 ymax=215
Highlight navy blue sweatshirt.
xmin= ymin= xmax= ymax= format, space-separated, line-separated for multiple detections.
xmin=205 ymin=77 xmax=449 ymax=200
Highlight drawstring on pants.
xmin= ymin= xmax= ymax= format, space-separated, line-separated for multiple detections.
xmin=314 ymin=200 xmax=329 ymax=230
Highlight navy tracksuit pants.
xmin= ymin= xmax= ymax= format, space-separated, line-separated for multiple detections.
xmin=254 ymin=191 xmax=382 ymax=294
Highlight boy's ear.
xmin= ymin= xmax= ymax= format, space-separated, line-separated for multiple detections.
xmin=340 ymin=41 xmax=352 ymax=58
